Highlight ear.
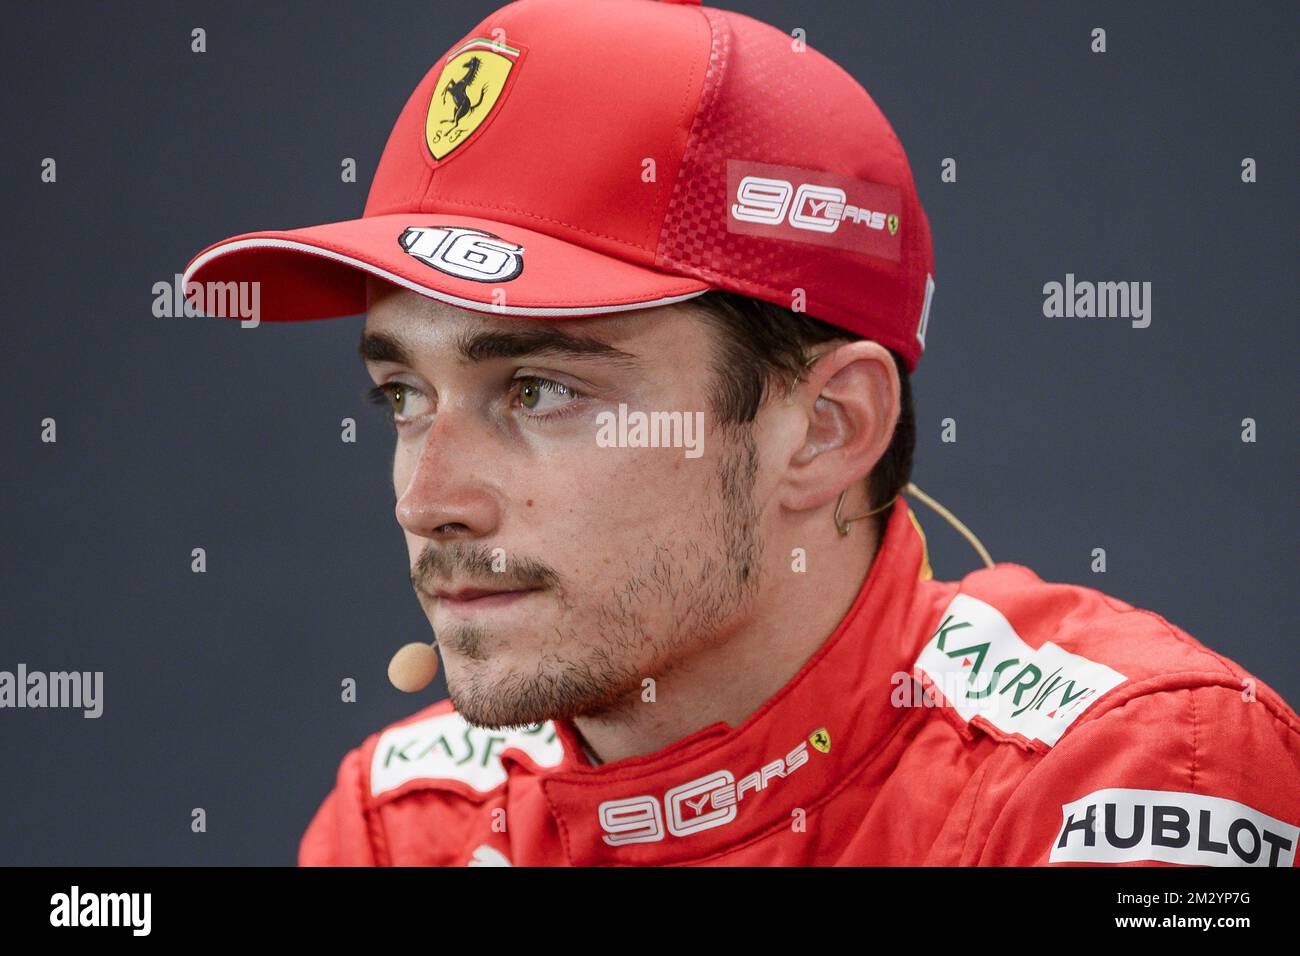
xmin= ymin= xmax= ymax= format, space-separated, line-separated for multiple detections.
xmin=776 ymin=340 xmax=899 ymax=514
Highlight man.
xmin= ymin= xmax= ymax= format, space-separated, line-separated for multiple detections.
xmin=184 ymin=0 xmax=1300 ymax=866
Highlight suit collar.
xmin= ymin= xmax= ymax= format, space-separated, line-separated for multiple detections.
xmin=538 ymin=500 xmax=936 ymax=865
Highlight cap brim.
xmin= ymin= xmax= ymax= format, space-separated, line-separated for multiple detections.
xmin=181 ymin=213 xmax=710 ymax=322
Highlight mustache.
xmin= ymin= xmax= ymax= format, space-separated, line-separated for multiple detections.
xmin=410 ymin=542 xmax=561 ymax=595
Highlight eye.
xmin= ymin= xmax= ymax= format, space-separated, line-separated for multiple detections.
xmin=366 ymin=382 xmax=426 ymax=418
xmin=514 ymin=376 xmax=579 ymax=415
xmin=385 ymin=383 xmax=409 ymax=415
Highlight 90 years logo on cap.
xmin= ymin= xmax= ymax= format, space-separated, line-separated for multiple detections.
xmin=426 ymin=38 xmax=522 ymax=161
xmin=726 ymin=159 xmax=904 ymax=262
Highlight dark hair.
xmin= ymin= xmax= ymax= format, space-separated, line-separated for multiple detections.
xmin=688 ymin=290 xmax=915 ymax=538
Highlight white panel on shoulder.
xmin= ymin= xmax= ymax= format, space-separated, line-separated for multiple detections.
xmin=1051 ymin=788 xmax=1299 ymax=867
xmin=913 ymin=593 xmax=1127 ymax=747
xmin=370 ymin=711 xmax=565 ymax=798
xmin=467 ymin=844 xmax=512 ymax=867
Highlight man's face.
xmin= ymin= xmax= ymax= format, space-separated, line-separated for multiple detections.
xmin=361 ymin=279 xmax=765 ymax=729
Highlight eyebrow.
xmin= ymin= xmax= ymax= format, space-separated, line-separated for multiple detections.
xmin=358 ymin=330 xmax=414 ymax=365
xmin=357 ymin=326 xmax=643 ymax=371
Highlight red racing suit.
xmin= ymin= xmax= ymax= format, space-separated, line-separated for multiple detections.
xmin=300 ymin=501 xmax=1300 ymax=866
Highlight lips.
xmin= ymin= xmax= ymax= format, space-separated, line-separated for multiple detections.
xmin=425 ymin=584 xmax=544 ymax=613
xmin=435 ymin=586 xmax=533 ymax=602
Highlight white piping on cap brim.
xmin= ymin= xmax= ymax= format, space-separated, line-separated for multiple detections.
xmin=180 ymin=236 xmax=710 ymax=318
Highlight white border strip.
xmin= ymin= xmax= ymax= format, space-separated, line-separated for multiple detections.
xmin=181 ymin=237 xmax=709 ymax=318
xmin=452 ymin=38 xmax=522 ymax=58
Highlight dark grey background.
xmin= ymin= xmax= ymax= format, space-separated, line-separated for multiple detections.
xmin=1 ymin=1 xmax=1294 ymax=865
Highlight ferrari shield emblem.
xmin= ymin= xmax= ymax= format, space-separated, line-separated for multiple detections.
xmin=808 ymin=728 xmax=831 ymax=754
xmin=886 ymin=213 xmax=900 ymax=236
xmin=426 ymin=38 xmax=521 ymax=161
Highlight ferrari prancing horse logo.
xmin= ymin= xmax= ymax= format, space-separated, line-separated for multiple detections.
xmin=809 ymin=727 xmax=831 ymax=754
xmin=426 ymin=38 xmax=521 ymax=160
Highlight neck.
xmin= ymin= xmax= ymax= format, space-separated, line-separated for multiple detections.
xmin=571 ymin=510 xmax=882 ymax=765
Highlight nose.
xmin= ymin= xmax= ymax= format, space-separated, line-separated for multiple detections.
xmin=394 ymin=410 xmax=501 ymax=542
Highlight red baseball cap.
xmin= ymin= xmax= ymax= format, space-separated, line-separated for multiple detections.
xmin=182 ymin=0 xmax=935 ymax=369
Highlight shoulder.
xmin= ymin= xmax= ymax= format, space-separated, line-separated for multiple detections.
xmin=949 ymin=561 xmax=1249 ymax=682
xmin=916 ymin=561 xmax=1295 ymax=750
xmin=298 ymin=699 xmax=566 ymax=866
xmin=924 ymin=564 xmax=1300 ymax=866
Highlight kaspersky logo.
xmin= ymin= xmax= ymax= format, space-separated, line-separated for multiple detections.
xmin=426 ymin=38 xmax=523 ymax=161
xmin=597 ymin=734 xmax=818 ymax=846
xmin=910 ymin=594 xmax=1128 ymax=747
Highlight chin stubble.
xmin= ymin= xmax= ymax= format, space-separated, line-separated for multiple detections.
xmin=446 ymin=426 xmax=763 ymax=729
